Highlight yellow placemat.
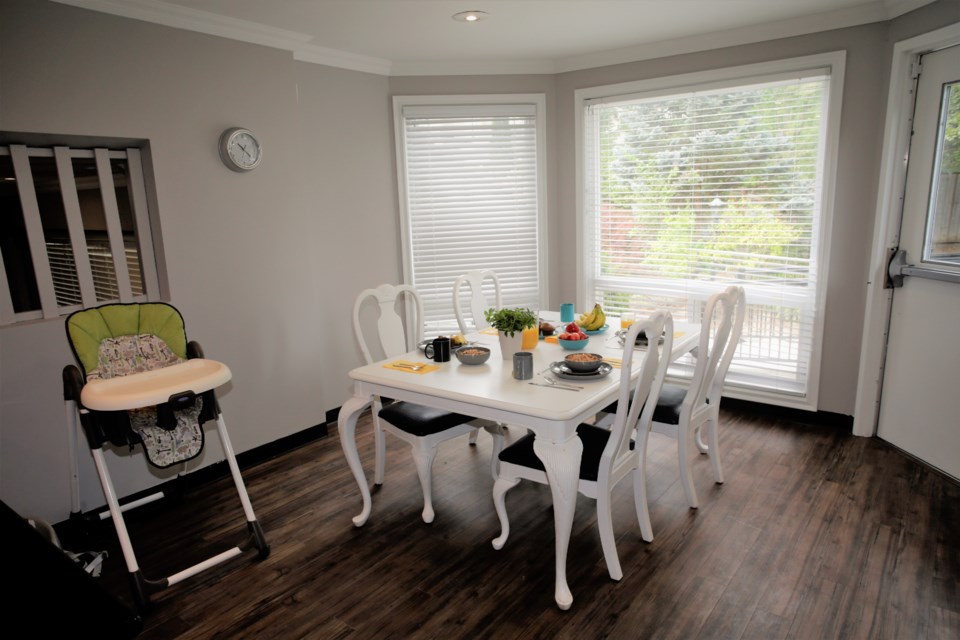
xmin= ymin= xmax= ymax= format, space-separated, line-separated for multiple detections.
xmin=382 ymin=360 xmax=439 ymax=374
xmin=544 ymin=335 xmax=558 ymax=344
xmin=674 ymin=331 xmax=686 ymax=339
xmin=479 ymin=328 xmax=499 ymax=336
xmin=603 ymin=357 xmax=622 ymax=369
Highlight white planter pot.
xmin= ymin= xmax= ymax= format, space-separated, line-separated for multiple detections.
xmin=498 ymin=331 xmax=524 ymax=361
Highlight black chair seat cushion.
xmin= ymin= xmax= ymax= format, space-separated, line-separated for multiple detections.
xmin=378 ymin=401 xmax=472 ymax=437
xmin=498 ymin=424 xmax=634 ymax=483
xmin=601 ymin=383 xmax=687 ymax=426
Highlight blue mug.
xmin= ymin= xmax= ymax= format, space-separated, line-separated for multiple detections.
xmin=560 ymin=303 xmax=575 ymax=323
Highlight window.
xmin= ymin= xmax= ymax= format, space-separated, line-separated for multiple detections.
xmin=924 ymin=79 xmax=960 ymax=265
xmin=578 ymin=53 xmax=844 ymax=407
xmin=0 ymin=141 xmax=161 ymax=325
xmin=394 ymin=95 xmax=547 ymax=336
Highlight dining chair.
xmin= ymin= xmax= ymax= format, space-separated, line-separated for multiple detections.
xmin=491 ymin=312 xmax=673 ymax=581
xmin=452 ymin=269 xmax=502 ymax=335
xmin=452 ymin=269 xmax=508 ymax=453
xmin=352 ymin=283 xmax=503 ymax=523
xmin=650 ymin=285 xmax=746 ymax=509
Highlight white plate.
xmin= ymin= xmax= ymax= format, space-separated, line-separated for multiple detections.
xmin=549 ymin=361 xmax=613 ymax=381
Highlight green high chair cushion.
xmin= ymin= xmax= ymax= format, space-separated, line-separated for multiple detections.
xmin=67 ymin=303 xmax=188 ymax=376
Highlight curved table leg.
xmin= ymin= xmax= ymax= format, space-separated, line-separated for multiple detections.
xmin=533 ymin=435 xmax=584 ymax=610
xmin=338 ymin=394 xmax=373 ymax=527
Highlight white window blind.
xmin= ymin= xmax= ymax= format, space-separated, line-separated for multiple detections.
xmin=397 ymin=100 xmax=544 ymax=336
xmin=583 ymin=68 xmax=837 ymax=403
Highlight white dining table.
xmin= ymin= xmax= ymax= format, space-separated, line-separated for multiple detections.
xmin=337 ymin=317 xmax=699 ymax=609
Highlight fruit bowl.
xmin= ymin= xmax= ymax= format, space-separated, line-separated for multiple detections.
xmin=558 ymin=336 xmax=589 ymax=351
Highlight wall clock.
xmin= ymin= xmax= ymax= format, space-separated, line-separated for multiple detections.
xmin=218 ymin=127 xmax=262 ymax=172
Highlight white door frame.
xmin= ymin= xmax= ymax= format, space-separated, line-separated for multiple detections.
xmin=853 ymin=22 xmax=960 ymax=437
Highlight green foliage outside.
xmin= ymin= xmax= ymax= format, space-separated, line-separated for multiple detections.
xmin=597 ymin=80 xmax=824 ymax=285
xmin=940 ymin=83 xmax=960 ymax=174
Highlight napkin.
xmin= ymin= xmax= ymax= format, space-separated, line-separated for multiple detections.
xmin=382 ymin=360 xmax=439 ymax=374
xmin=544 ymin=335 xmax=558 ymax=344
xmin=603 ymin=357 xmax=622 ymax=368
xmin=479 ymin=328 xmax=499 ymax=336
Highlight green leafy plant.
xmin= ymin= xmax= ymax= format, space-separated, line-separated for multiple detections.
xmin=484 ymin=307 xmax=537 ymax=337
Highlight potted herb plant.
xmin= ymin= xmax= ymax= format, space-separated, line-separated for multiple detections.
xmin=484 ymin=307 xmax=538 ymax=360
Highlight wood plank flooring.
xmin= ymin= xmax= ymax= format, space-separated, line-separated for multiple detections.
xmin=72 ymin=405 xmax=959 ymax=639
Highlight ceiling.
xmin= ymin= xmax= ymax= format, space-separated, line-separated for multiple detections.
xmin=53 ymin=0 xmax=934 ymax=75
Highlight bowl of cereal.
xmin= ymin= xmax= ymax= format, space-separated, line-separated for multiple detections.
xmin=563 ymin=352 xmax=604 ymax=373
xmin=455 ymin=345 xmax=491 ymax=365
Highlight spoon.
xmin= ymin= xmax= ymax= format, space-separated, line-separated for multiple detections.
xmin=541 ymin=376 xmax=583 ymax=390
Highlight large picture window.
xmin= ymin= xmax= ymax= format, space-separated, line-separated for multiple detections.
xmin=0 ymin=141 xmax=161 ymax=325
xmin=394 ymin=95 xmax=547 ymax=336
xmin=578 ymin=54 xmax=844 ymax=406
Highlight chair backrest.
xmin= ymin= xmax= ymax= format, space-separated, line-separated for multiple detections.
xmin=352 ymin=284 xmax=424 ymax=364
xmin=684 ymin=285 xmax=746 ymax=416
xmin=452 ymin=270 xmax=502 ymax=334
xmin=65 ymin=302 xmax=188 ymax=381
xmin=603 ymin=311 xmax=674 ymax=475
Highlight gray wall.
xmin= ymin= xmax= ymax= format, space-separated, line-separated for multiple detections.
xmin=0 ymin=0 xmax=396 ymax=521
xmin=1 ymin=0 xmax=957 ymax=522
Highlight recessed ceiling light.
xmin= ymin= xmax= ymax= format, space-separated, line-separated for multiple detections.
xmin=452 ymin=10 xmax=488 ymax=23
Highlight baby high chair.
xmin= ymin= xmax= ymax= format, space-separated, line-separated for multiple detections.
xmin=62 ymin=302 xmax=269 ymax=609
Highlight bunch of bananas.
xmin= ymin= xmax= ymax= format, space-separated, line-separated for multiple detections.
xmin=578 ymin=303 xmax=606 ymax=331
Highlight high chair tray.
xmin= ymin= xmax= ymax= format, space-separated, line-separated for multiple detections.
xmin=80 ymin=359 xmax=232 ymax=412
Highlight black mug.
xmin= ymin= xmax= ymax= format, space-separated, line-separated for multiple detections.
xmin=424 ymin=336 xmax=451 ymax=362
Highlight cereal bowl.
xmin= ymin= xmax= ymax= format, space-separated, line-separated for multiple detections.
xmin=563 ymin=352 xmax=604 ymax=372
xmin=454 ymin=346 xmax=491 ymax=365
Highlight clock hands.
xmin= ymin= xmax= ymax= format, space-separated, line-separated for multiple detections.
xmin=237 ymin=143 xmax=253 ymax=159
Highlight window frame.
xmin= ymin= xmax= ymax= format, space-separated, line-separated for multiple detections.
xmin=0 ymin=142 xmax=163 ymax=325
xmin=393 ymin=94 xmax=549 ymax=334
xmin=575 ymin=52 xmax=846 ymax=410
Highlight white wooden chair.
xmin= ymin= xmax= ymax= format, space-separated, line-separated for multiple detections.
xmin=491 ymin=312 xmax=673 ymax=581
xmin=452 ymin=269 xmax=502 ymax=335
xmin=352 ymin=283 xmax=503 ymax=523
xmin=650 ymin=285 xmax=746 ymax=509
xmin=452 ymin=269 xmax=507 ymax=453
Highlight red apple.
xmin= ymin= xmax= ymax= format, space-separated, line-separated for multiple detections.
xmin=565 ymin=322 xmax=580 ymax=334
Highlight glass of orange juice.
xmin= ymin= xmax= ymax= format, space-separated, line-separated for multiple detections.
xmin=620 ymin=312 xmax=637 ymax=330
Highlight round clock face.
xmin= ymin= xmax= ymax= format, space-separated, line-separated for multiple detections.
xmin=219 ymin=128 xmax=262 ymax=172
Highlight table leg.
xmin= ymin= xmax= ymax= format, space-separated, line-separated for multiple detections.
xmin=338 ymin=394 xmax=373 ymax=527
xmin=533 ymin=434 xmax=584 ymax=610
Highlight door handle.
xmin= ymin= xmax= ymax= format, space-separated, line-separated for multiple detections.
xmin=887 ymin=248 xmax=960 ymax=288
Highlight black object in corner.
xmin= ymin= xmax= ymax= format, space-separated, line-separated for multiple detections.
xmin=2 ymin=500 xmax=141 ymax=638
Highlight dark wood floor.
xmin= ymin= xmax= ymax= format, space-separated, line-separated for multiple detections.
xmin=73 ymin=406 xmax=959 ymax=639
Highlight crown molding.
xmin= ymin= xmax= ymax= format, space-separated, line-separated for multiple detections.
xmin=51 ymin=0 xmax=938 ymax=78
xmin=293 ymin=45 xmax=393 ymax=76
xmin=51 ymin=0 xmax=312 ymax=50
xmin=555 ymin=3 xmax=894 ymax=73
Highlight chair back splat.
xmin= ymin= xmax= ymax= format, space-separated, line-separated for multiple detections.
xmin=453 ymin=270 xmax=502 ymax=335
xmin=353 ymin=284 xmax=423 ymax=363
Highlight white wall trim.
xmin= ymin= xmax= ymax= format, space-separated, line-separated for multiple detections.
xmin=853 ymin=22 xmax=960 ymax=437
xmin=52 ymin=0 xmax=934 ymax=78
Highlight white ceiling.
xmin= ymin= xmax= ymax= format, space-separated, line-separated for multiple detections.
xmin=53 ymin=0 xmax=935 ymax=75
